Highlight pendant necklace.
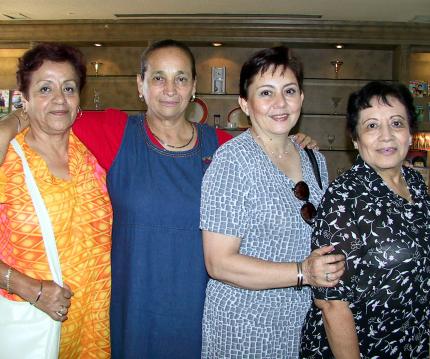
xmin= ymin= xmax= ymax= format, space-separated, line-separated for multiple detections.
xmin=147 ymin=121 xmax=195 ymax=149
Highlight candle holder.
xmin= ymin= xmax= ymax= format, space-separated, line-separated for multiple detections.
xmin=91 ymin=61 xmax=103 ymax=76
xmin=330 ymin=60 xmax=343 ymax=79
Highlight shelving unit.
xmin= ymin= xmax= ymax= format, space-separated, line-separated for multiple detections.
xmin=74 ymin=45 xmax=395 ymax=180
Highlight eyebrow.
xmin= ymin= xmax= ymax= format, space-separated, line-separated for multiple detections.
xmin=35 ymin=79 xmax=78 ymax=85
xmin=256 ymin=82 xmax=298 ymax=89
xmin=151 ymin=70 xmax=188 ymax=76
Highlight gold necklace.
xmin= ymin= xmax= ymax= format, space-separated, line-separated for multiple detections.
xmin=254 ymin=133 xmax=292 ymax=159
xmin=147 ymin=121 xmax=195 ymax=149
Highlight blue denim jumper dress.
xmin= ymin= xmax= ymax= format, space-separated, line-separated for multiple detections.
xmin=108 ymin=114 xmax=219 ymax=358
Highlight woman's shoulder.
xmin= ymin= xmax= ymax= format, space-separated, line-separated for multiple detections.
xmin=403 ymin=166 xmax=430 ymax=200
xmin=324 ymin=162 xmax=365 ymax=197
xmin=212 ymin=131 xmax=255 ymax=159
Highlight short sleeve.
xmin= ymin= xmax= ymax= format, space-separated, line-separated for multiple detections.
xmin=311 ymin=181 xmax=364 ymax=302
xmin=200 ymin=146 xmax=248 ymax=238
xmin=72 ymin=108 xmax=127 ymax=171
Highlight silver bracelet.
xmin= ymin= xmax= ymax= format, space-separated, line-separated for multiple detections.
xmin=295 ymin=262 xmax=304 ymax=291
xmin=30 ymin=280 xmax=43 ymax=306
xmin=5 ymin=267 xmax=13 ymax=294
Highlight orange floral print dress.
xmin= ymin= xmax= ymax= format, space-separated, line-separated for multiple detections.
xmin=0 ymin=130 xmax=112 ymax=358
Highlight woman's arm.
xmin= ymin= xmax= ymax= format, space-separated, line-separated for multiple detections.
xmin=0 ymin=110 xmax=28 ymax=163
xmin=0 ymin=260 xmax=72 ymax=322
xmin=203 ymin=230 xmax=345 ymax=290
xmin=316 ymin=299 xmax=360 ymax=359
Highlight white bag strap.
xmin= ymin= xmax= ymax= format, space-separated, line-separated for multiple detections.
xmin=10 ymin=139 xmax=63 ymax=286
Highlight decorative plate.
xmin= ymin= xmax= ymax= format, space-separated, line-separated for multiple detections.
xmin=227 ymin=106 xmax=250 ymax=129
xmin=186 ymin=97 xmax=208 ymax=123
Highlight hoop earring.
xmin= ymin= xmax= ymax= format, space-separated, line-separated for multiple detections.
xmin=190 ymin=94 xmax=196 ymax=102
xmin=76 ymin=105 xmax=83 ymax=119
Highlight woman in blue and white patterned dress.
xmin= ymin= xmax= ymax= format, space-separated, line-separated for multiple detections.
xmin=200 ymin=46 xmax=345 ymax=359
xmin=300 ymin=81 xmax=430 ymax=358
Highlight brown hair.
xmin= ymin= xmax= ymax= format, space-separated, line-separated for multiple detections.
xmin=17 ymin=42 xmax=86 ymax=98
xmin=240 ymin=46 xmax=303 ymax=100
xmin=140 ymin=39 xmax=196 ymax=80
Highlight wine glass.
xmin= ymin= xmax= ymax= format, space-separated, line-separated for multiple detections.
xmin=327 ymin=134 xmax=335 ymax=150
xmin=330 ymin=97 xmax=342 ymax=114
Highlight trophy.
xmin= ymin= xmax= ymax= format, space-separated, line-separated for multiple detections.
xmin=91 ymin=61 xmax=103 ymax=76
xmin=330 ymin=60 xmax=343 ymax=79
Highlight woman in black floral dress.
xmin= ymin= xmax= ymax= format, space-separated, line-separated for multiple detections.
xmin=300 ymin=81 xmax=430 ymax=359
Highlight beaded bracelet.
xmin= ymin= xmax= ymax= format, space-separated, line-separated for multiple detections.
xmin=295 ymin=262 xmax=304 ymax=291
xmin=30 ymin=280 xmax=43 ymax=306
xmin=5 ymin=267 xmax=13 ymax=294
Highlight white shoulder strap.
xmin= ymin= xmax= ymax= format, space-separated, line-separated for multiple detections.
xmin=10 ymin=139 xmax=63 ymax=286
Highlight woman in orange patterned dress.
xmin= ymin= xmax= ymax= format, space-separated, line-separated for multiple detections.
xmin=0 ymin=43 xmax=112 ymax=358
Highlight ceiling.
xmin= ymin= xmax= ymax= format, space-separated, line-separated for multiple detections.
xmin=0 ymin=0 xmax=429 ymax=23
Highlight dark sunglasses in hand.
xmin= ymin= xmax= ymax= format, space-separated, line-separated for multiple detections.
xmin=292 ymin=181 xmax=317 ymax=225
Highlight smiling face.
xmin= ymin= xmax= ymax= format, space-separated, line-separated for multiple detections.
xmin=238 ymin=66 xmax=304 ymax=138
xmin=23 ymin=60 xmax=80 ymax=135
xmin=137 ymin=46 xmax=196 ymax=122
xmin=354 ymin=95 xmax=412 ymax=176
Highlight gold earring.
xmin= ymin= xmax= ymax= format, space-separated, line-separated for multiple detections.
xmin=76 ymin=106 xmax=82 ymax=119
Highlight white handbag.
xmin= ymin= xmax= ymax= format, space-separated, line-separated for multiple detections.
xmin=0 ymin=139 xmax=63 ymax=359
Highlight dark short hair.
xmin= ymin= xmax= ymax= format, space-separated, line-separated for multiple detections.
xmin=239 ymin=46 xmax=303 ymax=99
xmin=346 ymin=81 xmax=417 ymax=140
xmin=140 ymin=39 xmax=196 ymax=80
xmin=16 ymin=43 xmax=86 ymax=98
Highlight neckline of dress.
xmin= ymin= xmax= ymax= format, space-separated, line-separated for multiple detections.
xmin=141 ymin=118 xmax=201 ymax=156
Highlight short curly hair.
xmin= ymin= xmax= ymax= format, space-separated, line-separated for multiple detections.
xmin=17 ymin=42 xmax=86 ymax=98
xmin=346 ymin=81 xmax=417 ymax=140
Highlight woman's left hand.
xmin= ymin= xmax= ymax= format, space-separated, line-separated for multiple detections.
xmin=302 ymin=245 xmax=345 ymax=287
xmin=292 ymin=132 xmax=319 ymax=150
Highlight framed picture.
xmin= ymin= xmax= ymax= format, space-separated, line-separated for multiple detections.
xmin=10 ymin=90 xmax=23 ymax=111
xmin=409 ymin=80 xmax=428 ymax=97
xmin=211 ymin=67 xmax=226 ymax=94
xmin=0 ymin=89 xmax=10 ymax=114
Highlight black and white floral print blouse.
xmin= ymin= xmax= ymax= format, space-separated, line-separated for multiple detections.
xmin=300 ymin=156 xmax=430 ymax=359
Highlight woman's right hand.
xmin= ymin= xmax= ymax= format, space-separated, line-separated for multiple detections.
xmin=302 ymin=246 xmax=345 ymax=287
xmin=34 ymin=280 xmax=73 ymax=322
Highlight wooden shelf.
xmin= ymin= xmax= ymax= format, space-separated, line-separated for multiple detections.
xmin=87 ymin=75 xmax=137 ymax=79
